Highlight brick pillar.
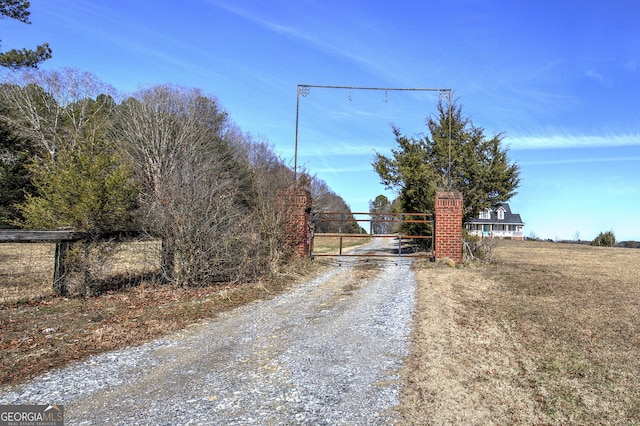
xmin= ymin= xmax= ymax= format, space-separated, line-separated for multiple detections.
xmin=435 ymin=191 xmax=463 ymax=264
xmin=276 ymin=189 xmax=312 ymax=257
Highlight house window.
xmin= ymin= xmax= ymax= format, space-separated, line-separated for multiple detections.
xmin=497 ymin=208 xmax=505 ymax=220
xmin=480 ymin=209 xmax=490 ymax=219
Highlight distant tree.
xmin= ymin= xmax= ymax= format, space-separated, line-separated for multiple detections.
xmin=373 ymin=98 xmax=520 ymax=222
xmin=369 ymin=194 xmax=393 ymax=234
xmin=592 ymin=230 xmax=616 ymax=247
xmin=0 ymin=0 xmax=52 ymax=69
xmin=309 ymin=176 xmax=361 ymax=234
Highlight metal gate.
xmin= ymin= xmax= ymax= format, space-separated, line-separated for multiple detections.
xmin=310 ymin=211 xmax=433 ymax=258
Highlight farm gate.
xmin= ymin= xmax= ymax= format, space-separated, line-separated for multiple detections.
xmin=311 ymin=211 xmax=434 ymax=259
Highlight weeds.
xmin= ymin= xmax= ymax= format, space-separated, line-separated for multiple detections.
xmin=462 ymin=231 xmax=496 ymax=263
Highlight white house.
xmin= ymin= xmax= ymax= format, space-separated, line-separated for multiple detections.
xmin=465 ymin=203 xmax=524 ymax=240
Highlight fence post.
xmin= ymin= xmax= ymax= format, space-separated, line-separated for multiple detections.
xmin=435 ymin=191 xmax=464 ymax=264
xmin=53 ymin=241 xmax=70 ymax=296
xmin=276 ymin=189 xmax=312 ymax=257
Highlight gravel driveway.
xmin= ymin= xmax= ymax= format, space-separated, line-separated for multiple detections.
xmin=1 ymin=240 xmax=416 ymax=425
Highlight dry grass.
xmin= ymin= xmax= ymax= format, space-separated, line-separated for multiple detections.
xmin=399 ymin=240 xmax=640 ymax=425
xmin=0 ymin=240 xmax=162 ymax=304
xmin=0 ymin=243 xmax=57 ymax=304
xmin=311 ymin=235 xmax=372 ymax=255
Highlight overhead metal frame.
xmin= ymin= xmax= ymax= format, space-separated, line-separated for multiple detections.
xmin=294 ymin=84 xmax=454 ymax=189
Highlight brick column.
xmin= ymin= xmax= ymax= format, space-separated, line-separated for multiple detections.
xmin=435 ymin=191 xmax=463 ymax=264
xmin=276 ymin=189 xmax=312 ymax=257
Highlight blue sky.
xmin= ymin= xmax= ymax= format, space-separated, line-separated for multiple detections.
xmin=3 ymin=0 xmax=640 ymax=241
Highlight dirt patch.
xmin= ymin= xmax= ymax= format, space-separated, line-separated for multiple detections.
xmin=398 ymin=240 xmax=640 ymax=424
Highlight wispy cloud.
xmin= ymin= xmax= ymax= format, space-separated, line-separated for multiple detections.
xmin=520 ymin=156 xmax=640 ymax=166
xmin=509 ymin=133 xmax=640 ymax=149
xmin=315 ymin=165 xmax=375 ymax=173
xmin=207 ymin=1 xmax=358 ymax=59
xmin=205 ymin=0 xmax=395 ymax=81
xmin=206 ymin=1 xmax=302 ymax=40
xmin=585 ymin=69 xmax=605 ymax=84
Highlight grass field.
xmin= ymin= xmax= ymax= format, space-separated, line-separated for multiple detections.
xmin=0 ymin=243 xmax=58 ymax=304
xmin=400 ymin=240 xmax=640 ymax=424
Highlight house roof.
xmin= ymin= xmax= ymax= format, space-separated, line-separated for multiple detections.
xmin=467 ymin=202 xmax=524 ymax=225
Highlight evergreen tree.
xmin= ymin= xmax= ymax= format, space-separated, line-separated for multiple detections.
xmin=17 ymin=93 xmax=138 ymax=231
xmin=373 ymin=98 xmax=520 ymax=222
xmin=0 ymin=0 xmax=52 ymax=69
xmin=1 ymin=71 xmax=139 ymax=232
xmin=18 ymin=140 xmax=138 ymax=231
xmin=592 ymin=230 xmax=616 ymax=247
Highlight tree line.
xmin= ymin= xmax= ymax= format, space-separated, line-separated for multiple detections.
xmin=0 ymin=68 xmax=354 ymax=286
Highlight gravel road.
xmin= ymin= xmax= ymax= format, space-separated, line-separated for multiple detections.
xmin=1 ymin=240 xmax=416 ymax=425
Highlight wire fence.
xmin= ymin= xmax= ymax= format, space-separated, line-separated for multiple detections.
xmin=0 ymin=238 xmax=162 ymax=304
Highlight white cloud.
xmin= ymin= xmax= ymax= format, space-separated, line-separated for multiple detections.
xmin=520 ymin=156 xmax=640 ymax=166
xmin=509 ymin=133 xmax=640 ymax=149
xmin=585 ymin=69 xmax=605 ymax=84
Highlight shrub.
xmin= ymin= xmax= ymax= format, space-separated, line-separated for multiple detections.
xmin=592 ymin=230 xmax=616 ymax=247
xmin=462 ymin=229 xmax=495 ymax=263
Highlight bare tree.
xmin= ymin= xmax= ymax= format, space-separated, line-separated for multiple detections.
xmin=0 ymin=68 xmax=116 ymax=163
xmin=115 ymin=85 xmax=266 ymax=286
xmin=234 ymin=133 xmax=297 ymax=269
